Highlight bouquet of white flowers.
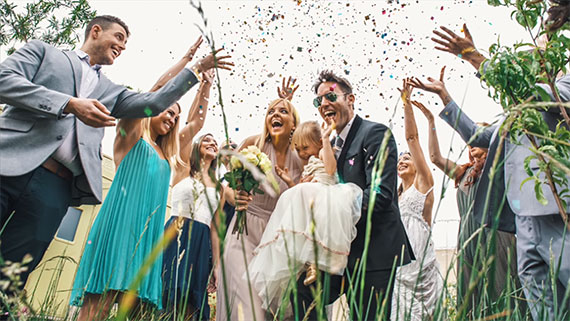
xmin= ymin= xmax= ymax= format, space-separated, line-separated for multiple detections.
xmin=224 ymin=145 xmax=277 ymax=236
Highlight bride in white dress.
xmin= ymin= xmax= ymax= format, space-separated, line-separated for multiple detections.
xmin=391 ymin=79 xmax=442 ymax=321
xmin=249 ymin=121 xmax=362 ymax=310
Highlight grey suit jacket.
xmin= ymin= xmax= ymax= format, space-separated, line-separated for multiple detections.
xmin=439 ymin=76 xmax=570 ymax=219
xmin=0 ymin=40 xmax=199 ymax=206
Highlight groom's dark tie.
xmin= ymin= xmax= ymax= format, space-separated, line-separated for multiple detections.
xmin=334 ymin=136 xmax=344 ymax=159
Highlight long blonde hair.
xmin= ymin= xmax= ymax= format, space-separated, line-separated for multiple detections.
xmin=141 ymin=102 xmax=183 ymax=166
xmin=256 ymin=98 xmax=300 ymax=151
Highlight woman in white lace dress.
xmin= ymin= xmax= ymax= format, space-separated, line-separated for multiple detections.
xmin=391 ymin=79 xmax=442 ymax=321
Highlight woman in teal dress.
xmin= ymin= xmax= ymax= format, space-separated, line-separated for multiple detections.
xmin=69 ymin=38 xmax=232 ymax=320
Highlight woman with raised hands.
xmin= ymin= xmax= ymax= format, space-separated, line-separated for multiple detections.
xmin=391 ymin=79 xmax=442 ymax=321
xmin=70 ymin=37 xmax=232 ymax=320
xmin=408 ymin=67 xmax=523 ymax=317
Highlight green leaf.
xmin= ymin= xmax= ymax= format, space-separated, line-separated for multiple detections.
xmin=243 ymin=178 xmax=254 ymax=192
xmin=535 ymin=86 xmax=552 ymax=103
xmin=534 ymin=180 xmax=548 ymax=205
xmin=524 ymin=155 xmax=536 ymax=177
xmin=520 ymin=176 xmax=535 ymax=190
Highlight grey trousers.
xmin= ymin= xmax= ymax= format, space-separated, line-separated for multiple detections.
xmin=516 ymin=215 xmax=570 ymax=321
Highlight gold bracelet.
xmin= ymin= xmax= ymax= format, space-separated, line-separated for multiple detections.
xmin=461 ymin=47 xmax=476 ymax=55
xmin=192 ymin=65 xmax=203 ymax=82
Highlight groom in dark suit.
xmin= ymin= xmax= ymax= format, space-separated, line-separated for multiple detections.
xmin=292 ymin=70 xmax=414 ymax=320
xmin=0 ymin=15 xmax=231 ymax=286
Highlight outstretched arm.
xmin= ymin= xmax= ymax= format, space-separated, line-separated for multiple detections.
xmin=411 ymin=101 xmax=459 ymax=179
xmin=400 ymin=79 xmax=434 ymax=193
xmin=410 ymin=67 xmax=495 ymax=148
xmin=179 ymin=69 xmax=214 ymax=164
xmin=115 ymin=38 xmax=206 ymax=165
xmin=150 ymin=36 xmax=203 ymax=92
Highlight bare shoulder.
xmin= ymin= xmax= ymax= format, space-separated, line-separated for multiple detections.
xmin=239 ymin=135 xmax=261 ymax=150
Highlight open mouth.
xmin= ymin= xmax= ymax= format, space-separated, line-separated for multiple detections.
xmin=206 ymin=146 xmax=217 ymax=153
xmin=111 ymin=48 xmax=120 ymax=59
xmin=271 ymin=119 xmax=283 ymax=129
xmin=324 ymin=110 xmax=336 ymax=121
xmin=163 ymin=122 xmax=171 ymax=130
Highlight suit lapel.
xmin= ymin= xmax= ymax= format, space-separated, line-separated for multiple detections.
xmin=338 ymin=115 xmax=362 ymax=181
xmin=63 ymin=51 xmax=82 ymax=97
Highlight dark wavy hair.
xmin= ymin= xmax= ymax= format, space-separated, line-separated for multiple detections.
xmin=312 ymin=70 xmax=353 ymax=95
xmin=84 ymin=15 xmax=130 ymax=40
xmin=547 ymin=0 xmax=570 ymax=32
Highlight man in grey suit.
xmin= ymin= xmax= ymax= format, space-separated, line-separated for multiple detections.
xmin=415 ymin=24 xmax=569 ymax=320
xmin=0 ymin=15 xmax=232 ymax=286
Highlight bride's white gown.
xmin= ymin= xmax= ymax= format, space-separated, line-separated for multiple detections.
xmin=392 ymin=185 xmax=443 ymax=321
xmin=249 ymin=156 xmax=362 ymax=309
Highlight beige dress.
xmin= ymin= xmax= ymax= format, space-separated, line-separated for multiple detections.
xmin=216 ymin=142 xmax=302 ymax=321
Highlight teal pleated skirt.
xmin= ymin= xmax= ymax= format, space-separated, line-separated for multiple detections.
xmin=70 ymin=138 xmax=171 ymax=309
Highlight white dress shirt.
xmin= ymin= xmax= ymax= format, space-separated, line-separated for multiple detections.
xmin=51 ymin=50 xmax=101 ymax=175
xmin=336 ymin=114 xmax=356 ymax=146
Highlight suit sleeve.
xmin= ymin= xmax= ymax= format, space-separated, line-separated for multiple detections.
xmin=0 ymin=40 xmax=72 ymax=118
xmin=439 ymin=100 xmax=496 ymax=148
xmin=109 ymin=68 xmax=199 ymax=119
xmin=361 ymin=124 xmax=398 ymax=214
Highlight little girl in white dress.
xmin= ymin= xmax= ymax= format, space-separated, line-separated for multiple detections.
xmin=249 ymin=121 xmax=362 ymax=309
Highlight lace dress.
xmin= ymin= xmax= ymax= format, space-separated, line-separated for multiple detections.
xmin=392 ymin=185 xmax=442 ymax=321
xmin=249 ymin=156 xmax=362 ymax=309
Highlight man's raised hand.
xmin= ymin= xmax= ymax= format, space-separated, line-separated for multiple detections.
xmin=432 ymin=23 xmax=486 ymax=69
xmin=194 ymin=48 xmax=234 ymax=72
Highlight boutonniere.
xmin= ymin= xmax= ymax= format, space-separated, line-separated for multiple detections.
xmin=348 ymin=158 xmax=355 ymax=166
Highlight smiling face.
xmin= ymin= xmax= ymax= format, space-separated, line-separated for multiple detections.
xmin=316 ymin=81 xmax=355 ymax=133
xmin=265 ymin=100 xmax=296 ymax=141
xmin=199 ymin=135 xmax=218 ymax=162
xmin=397 ymin=152 xmax=416 ymax=179
xmin=87 ymin=22 xmax=127 ymax=65
xmin=150 ymin=104 xmax=180 ymax=137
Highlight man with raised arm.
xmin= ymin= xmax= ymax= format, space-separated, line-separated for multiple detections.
xmin=0 ymin=15 xmax=233 ymax=286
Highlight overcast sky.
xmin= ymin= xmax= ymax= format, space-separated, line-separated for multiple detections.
xmin=4 ymin=0 xmax=532 ymax=248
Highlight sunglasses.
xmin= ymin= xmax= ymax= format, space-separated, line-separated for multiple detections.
xmin=313 ymin=92 xmax=343 ymax=108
